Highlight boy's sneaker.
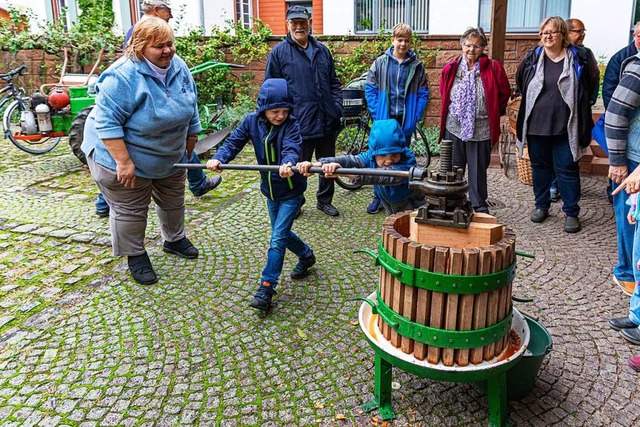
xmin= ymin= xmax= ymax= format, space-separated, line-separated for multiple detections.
xmin=366 ymin=195 xmax=382 ymax=214
xmin=192 ymin=176 xmax=222 ymax=197
xmin=249 ymin=281 xmax=276 ymax=311
xmin=291 ymin=253 xmax=316 ymax=279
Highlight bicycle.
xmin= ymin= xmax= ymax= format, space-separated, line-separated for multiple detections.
xmin=335 ymin=99 xmax=432 ymax=190
xmin=1 ymin=64 xmax=61 ymax=154
xmin=498 ymin=122 xmax=517 ymax=178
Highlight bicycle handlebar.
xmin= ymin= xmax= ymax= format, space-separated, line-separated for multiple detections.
xmin=189 ymin=61 xmax=245 ymax=76
xmin=0 ymin=64 xmax=27 ymax=80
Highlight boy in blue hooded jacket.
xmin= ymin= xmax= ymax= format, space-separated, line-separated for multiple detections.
xmin=206 ymin=78 xmax=315 ymax=312
xmin=297 ymin=119 xmax=425 ymax=214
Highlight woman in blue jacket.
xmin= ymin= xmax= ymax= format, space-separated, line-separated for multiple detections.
xmin=82 ymin=18 xmax=201 ymax=286
xmin=207 ymin=78 xmax=315 ymax=313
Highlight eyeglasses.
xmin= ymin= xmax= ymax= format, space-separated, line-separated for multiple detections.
xmin=540 ymin=30 xmax=561 ymax=37
xmin=287 ymin=19 xmax=309 ymax=27
xmin=634 ymin=33 xmax=640 ymax=38
xmin=569 ymin=29 xmax=586 ymax=34
xmin=462 ymin=44 xmax=484 ymax=51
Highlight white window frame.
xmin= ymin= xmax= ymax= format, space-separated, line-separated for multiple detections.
xmin=478 ymin=0 xmax=571 ymax=33
xmin=354 ymin=0 xmax=429 ymax=34
xmin=236 ymin=0 xmax=252 ymax=29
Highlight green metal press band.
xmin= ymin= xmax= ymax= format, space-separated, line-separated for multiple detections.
xmin=374 ymin=289 xmax=512 ymax=349
xmin=356 ymin=242 xmax=515 ymax=294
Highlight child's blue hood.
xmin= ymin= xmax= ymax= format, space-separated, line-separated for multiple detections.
xmin=257 ymin=78 xmax=293 ymax=114
xmin=368 ymin=119 xmax=407 ymax=156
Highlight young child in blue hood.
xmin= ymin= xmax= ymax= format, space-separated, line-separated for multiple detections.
xmin=207 ymin=78 xmax=315 ymax=312
xmin=297 ymin=119 xmax=425 ymax=214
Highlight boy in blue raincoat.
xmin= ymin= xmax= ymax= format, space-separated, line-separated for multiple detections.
xmin=206 ymin=78 xmax=315 ymax=312
xmin=297 ymin=119 xmax=425 ymax=214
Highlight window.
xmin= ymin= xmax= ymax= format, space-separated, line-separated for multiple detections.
xmin=236 ymin=0 xmax=252 ymax=29
xmin=355 ymin=0 xmax=428 ymax=34
xmin=479 ymin=0 xmax=570 ymax=32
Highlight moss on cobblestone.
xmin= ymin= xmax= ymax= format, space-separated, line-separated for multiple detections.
xmin=2 ymin=136 xmax=639 ymax=425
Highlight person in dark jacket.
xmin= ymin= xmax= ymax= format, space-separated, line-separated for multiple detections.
xmin=206 ymin=78 xmax=315 ymax=313
xmin=516 ymin=16 xmax=595 ymax=234
xmin=297 ymin=119 xmax=425 ymax=214
xmin=439 ymin=27 xmax=511 ymax=214
xmin=263 ymin=5 xmax=343 ymax=217
xmin=603 ymin=22 xmax=640 ymax=110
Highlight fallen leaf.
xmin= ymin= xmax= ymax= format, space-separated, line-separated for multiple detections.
xmin=314 ymin=402 xmax=325 ymax=409
xmin=349 ymin=319 xmax=359 ymax=326
xmin=344 ymin=375 xmax=351 ymax=381
xmin=381 ymin=422 xmax=388 ymax=427
xmin=297 ymin=328 xmax=308 ymax=340
xmin=358 ymin=409 xmax=364 ymax=415
xmin=335 ymin=414 xmax=347 ymax=420
xmin=391 ymin=381 xmax=400 ymax=390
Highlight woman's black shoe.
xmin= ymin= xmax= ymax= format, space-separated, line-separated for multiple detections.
xmin=163 ymin=237 xmax=199 ymax=259
xmin=128 ymin=252 xmax=158 ymax=285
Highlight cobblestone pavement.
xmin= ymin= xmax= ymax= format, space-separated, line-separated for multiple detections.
xmin=1 ymin=139 xmax=639 ymax=427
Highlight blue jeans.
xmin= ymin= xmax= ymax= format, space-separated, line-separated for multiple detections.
xmin=95 ymin=192 xmax=109 ymax=212
xmin=261 ymin=195 xmax=312 ymax=289
xmin=615 ymin=158 xmax=639 ymax=282
xmin=186 ymin=151 xmax=210 ymax=195
xmin=527 ymin=134 xmax=580 ymax=217
xmin=630 ymin=222 xmax=640 ymax=324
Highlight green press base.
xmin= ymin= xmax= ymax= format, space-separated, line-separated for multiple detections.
xmin=362 ymin=347 xmax=518 ymax=426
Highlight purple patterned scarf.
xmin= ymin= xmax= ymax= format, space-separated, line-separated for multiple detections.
xmin=449 ymin=58 xmax=480 ymax=141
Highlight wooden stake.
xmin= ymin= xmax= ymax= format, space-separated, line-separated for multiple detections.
xmin=427 ymin=247 xmax=449 ymax=364
xmin=413 ymin=244 xmax=434 ymax=360
xmin=401 ymin=242 xmax=422 ymax=354
xmin=442 ymin=248 xmax=463 ymax=366
xmin=456 ymin=248 xmax=478 ymax=366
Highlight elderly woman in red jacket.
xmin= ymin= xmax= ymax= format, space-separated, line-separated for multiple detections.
xmin=439 ymin=27 xmax=511 ymax=213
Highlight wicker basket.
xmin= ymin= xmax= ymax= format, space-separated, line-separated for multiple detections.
xmin=516 ymin=146 xmax=533 ymax=185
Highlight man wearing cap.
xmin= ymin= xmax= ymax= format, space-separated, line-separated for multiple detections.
xmin=264 ymin=5 xmax=343 ymax=217
xmin=124 ymin=0 xmax=173 ymax=48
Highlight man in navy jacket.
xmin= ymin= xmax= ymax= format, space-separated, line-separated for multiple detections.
xmin=264 ymin=6 xmax=344 ymax=217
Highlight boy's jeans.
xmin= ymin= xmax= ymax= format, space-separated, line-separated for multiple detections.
xmin=186 ymin=152 xmax=210 ymax=196
xmin=614 ymin=158 xmax=638 ymax=282
xmin=261 ymin=195 xmax=312 ymax=289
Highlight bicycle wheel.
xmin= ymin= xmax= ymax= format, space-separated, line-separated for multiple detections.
xmin=68 ymin=106 xmax=93 ymax=165
xmin=409 ymin=125 xmax=431 ymax=169
xmin=334 ymin=121 xmax=369 ymax=190
xmin=503 ymin=132 xmax=517 ymax=178
xmin=3 ymin=99 xmax=60 ymax=154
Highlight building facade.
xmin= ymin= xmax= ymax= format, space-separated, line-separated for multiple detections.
xmin=1 ymin=0 xmax=638 ymax=61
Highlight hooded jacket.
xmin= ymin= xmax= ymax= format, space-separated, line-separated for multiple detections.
xmin=365 ymin=48 xmax=430 ymax=139
xmin=264 ymin=34 xmax=343 ymax=139
xmin=213 ymin=78 xmax=306 ymax=201
xmin=320 ymin=119 xmax=417 ymax=203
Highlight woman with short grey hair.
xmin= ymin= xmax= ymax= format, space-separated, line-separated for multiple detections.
xmin=439 ymin=27 xmax=511 ymax=214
